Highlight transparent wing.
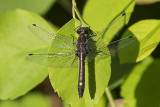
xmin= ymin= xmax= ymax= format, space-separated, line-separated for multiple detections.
xmin=108 ymin=36 xmax=137 ymax=57
xmin=87 ymin=46 xmax=110 ymax=62
xmin=91 ymin=13 xmax=132 ymax=44
xmin=86 ymin=13 xmax=131 ymax=49
xmin=28 ymin=24 xmax=79 ymax=67
xmin=25 ymin=47 xmax=78 ymax=68
xmin=85 ymin=12 xmax=133 ymax=62
xmin=29 ymin=24 xmax=76 ymax=50
xmin=86 ymin=36 xmax=137 ymax=62
xmin=50 ymin=34 xmax=76 ymax=50
xmin=28 ymin=24 xmax=54 ymax=44
xmin=86 ymin=37 xmax=110 ymax=62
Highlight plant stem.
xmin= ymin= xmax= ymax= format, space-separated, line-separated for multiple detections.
xmin=105 ymin=87 xmax=116 ymax=107
xmin=72 ymin=0 xmax=76 ymax=18
xmin=74 ymin=6 xmax=89 ymax=26
xmin=72 ymin=0 xmax=89 ymax=26
xmin=109 ymin=78 xmax=124 ymax=90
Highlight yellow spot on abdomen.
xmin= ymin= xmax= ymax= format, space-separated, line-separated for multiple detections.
xmin=79 ymin=82 xmax=83 ymax=86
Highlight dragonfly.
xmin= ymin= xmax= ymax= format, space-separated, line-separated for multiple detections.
xmin=26 ymin=13 xmax=137 ymax=98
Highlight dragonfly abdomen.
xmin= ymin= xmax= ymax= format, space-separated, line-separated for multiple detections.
xmin=78 ymin=53 xmax=85 ymax=98
xmin=76 ymin=34 xmax=87 ymax=98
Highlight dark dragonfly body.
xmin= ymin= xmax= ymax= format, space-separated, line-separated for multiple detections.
xmin=76 ymin=27 xmax=89 ymax=98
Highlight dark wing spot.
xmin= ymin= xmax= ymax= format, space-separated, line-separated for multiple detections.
xmin=32 ymin=24 xmax=36 ymax=26
xmin=122 ymin=13 xmax=126 ymax=16
xmin=29 ymin=54 xmax=33 ymax=56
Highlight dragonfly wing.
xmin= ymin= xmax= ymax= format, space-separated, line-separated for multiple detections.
xmin=29 ymin=24 xmax=76 ymax=50
xmin=50 ymin=34 xmax=76 ymax=50
xmin=87 ymin=36 xmax=137 ymax=62
xmin=87 ymin=37 xmax=110 ymax=63
xmin=87 ymin=13 xmax=131 ymax=47
xmin=108 ymin=36 xmax=137 ymax=57
xmin=96 ymin=13 xmax=132 ymax=44
xmin=25 ymin=47 xmax=78 ymax=68
xmin=87 ymin=46 xmax=110 ymax=63
xmin=28 ymin=24 xmax=55 ymax=44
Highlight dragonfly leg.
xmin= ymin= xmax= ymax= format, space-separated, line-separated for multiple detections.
xmin=85 ymin=38 xmax=96 ymax=44
xmin=71 ymin=56 xmax=78 ymax=65
xmin=71 ymin=35 xmax=76 ymax=45
xmin=88 ymin=26 xmax=97 ymax=37
xmin=96 ymin=50 xmax=108 ymax=55
xmin=74 ymin=26 xmax=80 ymax=32
xmin=74 ymin=21 xmax=82 ymax=32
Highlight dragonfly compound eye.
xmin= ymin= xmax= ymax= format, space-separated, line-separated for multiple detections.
xmin=77 ymin=29 xmax=81 ymax=34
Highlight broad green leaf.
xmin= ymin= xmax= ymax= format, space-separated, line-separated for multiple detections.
xmin=0 ymin=0 xmax=56 ymax=15
xmin=109 ymin=19 xmax=160 ymax=89
xmin=0 ymin=9 xmax=55 ymax=100
xmin=119 ymin=20 xmax=160 ymax=63
xmin=0 ymin=92 xmax=50 ymax=107
xmin=20 ymin=92 xmax=50 ymax=107
xmin=121 ymin=57 xmax=160 ymax=107
xmin=49 ymin=18 xmax=111 ymax=107
xmin=83 ymin=0 xmax=135 ymax=43
xmin=108 ymin=57 xmax=136 ymax=90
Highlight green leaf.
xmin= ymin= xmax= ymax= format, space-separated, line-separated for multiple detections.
xmin=0 ymin=0 xmax=56 ymax=15
xmin=108 ymin=57 xmax=136 ymax=90
xmin=0 ymin=92 xmax=50 ymax=107
xmin=83 ymin=0 xmax=135 ymax=43
xmin=109 ymin=19 xmax=160 ymax=89
xmin=0 ymin=9 xmax=55 ymax=100
xmin=20 ymin=92 xmax=50 ymax=107
xmin=121 ymin=57 xmax=160 ymax=107
xmin=49 ymin=18 xmax=111 ymax=107
xmin=118 ymin=20 xmax=160 ymax=63
xmin=94 ymin=94 xmax=108 ymax=107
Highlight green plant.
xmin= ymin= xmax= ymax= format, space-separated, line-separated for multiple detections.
xmin=0 ymin=0 xmax=160 ymax=107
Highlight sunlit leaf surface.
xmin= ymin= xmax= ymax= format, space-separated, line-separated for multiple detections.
xmin=0 ymin=9 xmax=55 ymax=100
xmin=119 ymin=20 xmax=160 ymax=63
xmin=0 ymin=0 xmax=56 ymax=15
xmin=0 ymin=92 xmax=50 ymax=107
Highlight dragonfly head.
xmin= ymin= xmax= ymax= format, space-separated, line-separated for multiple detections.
xmin=76 ymin=26 xmax=96 ymax=38
xmin=76 ymin=27 xmax=88 ymax=35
